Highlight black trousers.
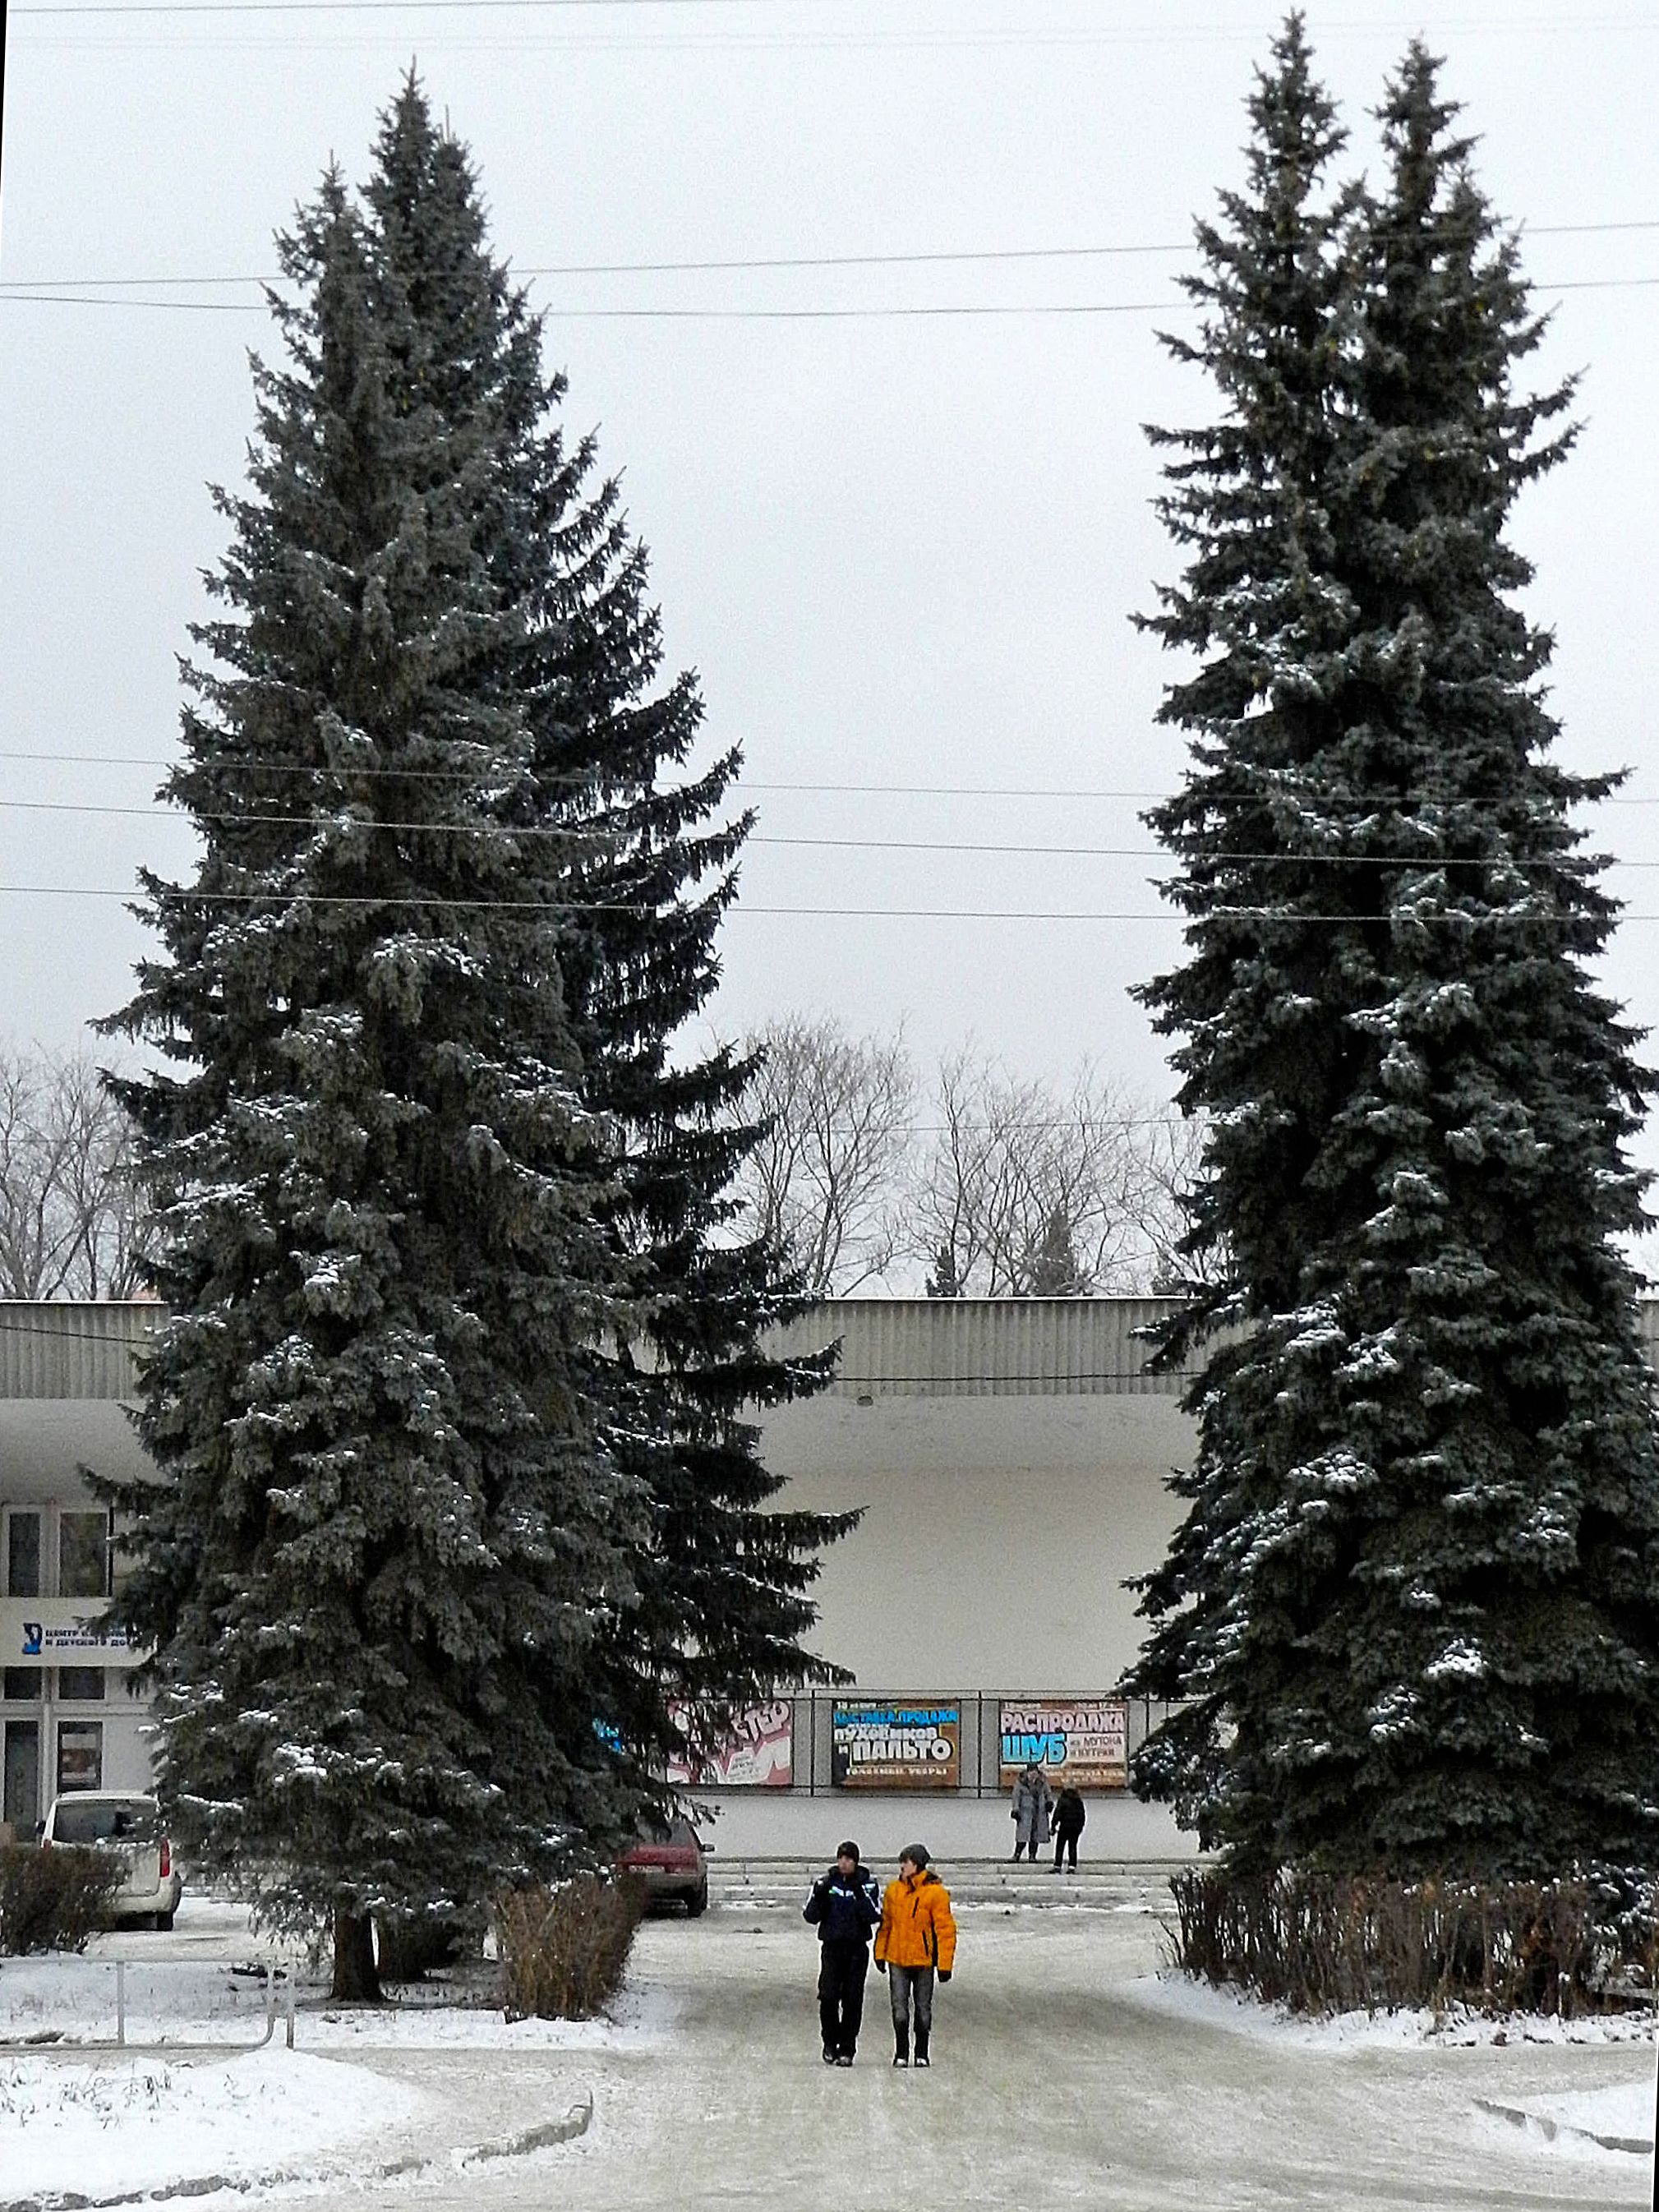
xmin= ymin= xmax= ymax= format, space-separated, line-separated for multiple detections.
xmin=1053 ymin=1831 xmax=1080 ymax=1869
xmin=818 ymin=1938 xmax=870 ymax=2055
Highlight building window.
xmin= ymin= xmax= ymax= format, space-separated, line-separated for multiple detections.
xmin=56 ymin=1721 xmax=102 ymax=1794
xmin=58 ymin=1513 xmax=110 ymax=1601
xmin=2 ymin=1671 xmax=42 ymax=1702
xmin=57 ymin=1668 xmax=105 ymax=1703
xmin=5 ymin=1511 xmax=41 ymax=1599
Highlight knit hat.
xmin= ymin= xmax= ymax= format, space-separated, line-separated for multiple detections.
xmin=899 ymin=1843 xmax=930 ymax=1869
xmin=836 ymin=1840 xmax=860 ymax=1860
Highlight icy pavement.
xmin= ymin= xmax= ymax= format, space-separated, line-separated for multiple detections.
xmin=2 ymin=1896 xmax=1653 ymax=2210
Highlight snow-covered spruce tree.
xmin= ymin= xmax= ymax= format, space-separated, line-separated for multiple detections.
xmin=1127 ymin=26 xmax=1659 ymax=1883
xmin=98 ymin=177 xmax=647 ymax=2000
xmin=362 ymin=85 xmax=852 ymax=1774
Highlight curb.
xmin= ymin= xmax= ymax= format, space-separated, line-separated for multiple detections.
xmin=1473 ymin=2094 xmax=1651 ymax=2158
xmin=0 ymin=2089 xmax=594 ymax=2212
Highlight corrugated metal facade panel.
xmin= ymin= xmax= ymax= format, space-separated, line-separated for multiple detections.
xmin=4 ymin=1297 xmax=1659 ymax=1403
xmin=765 ymin=1297 xmax=1196 ymax=1397
xmin=0 ymin=1304 xmax=157 ymax=1400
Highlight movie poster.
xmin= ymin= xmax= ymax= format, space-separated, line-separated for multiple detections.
xmin=998 ymin=1699 xmax=1128 ymax=1789
xmin=831 ymin=1702 xmax=961 ymax=1790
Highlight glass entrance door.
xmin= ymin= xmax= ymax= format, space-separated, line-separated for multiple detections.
xmin=2 ymin=1720 xmax=41 ymax=1832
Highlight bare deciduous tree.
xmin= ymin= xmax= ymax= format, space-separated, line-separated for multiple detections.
xmin=906 ymin=1048 xmax=1146 ymax=1296
xmin=734 ymin=1015 xmax=916 ymax=1294
xmin=726 ymin=1013 xmax=1208 ymax=1298
xmin=0 ymin=1044 xmax=148 ymax=1298
xmin=1121 ymin=1110 xmax=1217 ymax=1294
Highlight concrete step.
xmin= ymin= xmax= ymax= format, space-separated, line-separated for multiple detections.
xmin=710 ymin=1859 xmax=1185 ymax=1912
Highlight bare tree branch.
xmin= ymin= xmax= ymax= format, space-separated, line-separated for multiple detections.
xmin=906 ymin=1048 xmax=1149 ymax=1295
xmin=0 ymin=1042 xmax=150 ymax=1298
xmin=732 ymin=1015 xmax=916 ymax=1295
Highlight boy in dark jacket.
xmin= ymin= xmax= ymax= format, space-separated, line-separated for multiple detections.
xmin=804 ymin=1840 xmax=882 ymax=2064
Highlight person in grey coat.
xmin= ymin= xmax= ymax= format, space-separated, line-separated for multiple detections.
xmin=1009 ymin=1761 xmax=1053 ymax=1860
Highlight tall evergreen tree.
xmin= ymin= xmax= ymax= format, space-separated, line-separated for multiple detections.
xmin=1127 ymin=24 xmax=1659 ymax=1882
xmin=99 ymin=176 xmax=650 ymax=1998
xmin=1024 ymin=1210 xmax=1090 ymax=1297
xmin=359 ymin=85 xmax=853 ymax=1779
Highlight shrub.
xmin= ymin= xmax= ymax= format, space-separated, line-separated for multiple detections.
xmin=1167 ymin=1868 xmax=1659 ymax=2019
xmin=492 ymin=1873 xmax=646 ymax=2021
xmin=0 ymin=1845 xmax=122 ymax=1955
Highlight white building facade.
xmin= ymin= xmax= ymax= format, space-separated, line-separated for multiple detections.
xmin=11 ymin=1297 xmax=1652 ymax=1859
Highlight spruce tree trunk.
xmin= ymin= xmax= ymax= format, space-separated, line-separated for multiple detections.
xmin=331 ymin=1909 xmax=383 ymax=2003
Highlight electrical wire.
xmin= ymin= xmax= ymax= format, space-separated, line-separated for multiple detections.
xmin=8 ymin=214 xmax=1657 ymax=292
xmin=0 ymin=794 xmax=1643 ymax=869
xmin=1 ymin=749 xmax=1657 ymax=809
xmin=0 ymin=883 xmax=1634 ymax=921
xmin=10 ymin=277 xmax=1659 ymax=315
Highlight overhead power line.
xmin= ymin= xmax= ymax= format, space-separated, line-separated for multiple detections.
xmin=9 ymin=276 xmax=1659 ymax=316
xmin=0 ymin=884 xmax=1638 ymax=924
xmin=7 ymin=214 xmax=1658 ymax=291
xmin=2 ymin=749 xmax=1656 ymax=810
xmin=0 ymin=794 xmax=1643 ymax=868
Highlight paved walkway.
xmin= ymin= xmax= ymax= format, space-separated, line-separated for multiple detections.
xmin=282 ymin=1908 xmax=1649 ymax=2212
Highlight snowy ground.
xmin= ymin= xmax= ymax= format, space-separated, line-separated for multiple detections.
xmin=0 ymin=1892 xmax=1652 ymax=2210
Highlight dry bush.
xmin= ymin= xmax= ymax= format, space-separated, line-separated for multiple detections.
xmin=0 ymin=1845 xmax=122 ymax=1955
xmin=1168 ymin=1868 xmax=1659 ymax=2019
xmin=492 ymin=1873 xmax=646 ymax=2021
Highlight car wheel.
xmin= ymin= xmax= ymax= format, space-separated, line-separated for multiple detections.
xmin=685 ymin=1883 xmax=708 ymax=1918
xmin=155 ymin=1911 xmax=175 ymax=1933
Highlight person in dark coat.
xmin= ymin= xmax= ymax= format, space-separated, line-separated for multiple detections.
xmin=803 ymin=1839 xmax=882 ymax=2064
xmin=1051 ymin=1785 xmax=1086 ymax=1871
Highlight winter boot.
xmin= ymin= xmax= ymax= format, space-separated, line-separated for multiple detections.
xmin=892 ymin=2027 xmax=910 ymax=2067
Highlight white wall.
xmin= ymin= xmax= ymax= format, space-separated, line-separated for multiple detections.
xmin=760 ymin=1389 xmax=1192 ymax=1690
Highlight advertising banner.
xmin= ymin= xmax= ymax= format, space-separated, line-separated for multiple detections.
xmin=832 ymin=1702 xmax=961 ymax=1790
xmin=998 ymin=1699 xmax=1128 ymax=1790
xmin=666 ymin=1700 xmax=794 ymax=1789
xmin=17 ymin=1620 xmax=132 ymax=1659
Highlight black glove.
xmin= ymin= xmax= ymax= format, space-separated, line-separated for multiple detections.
xmin=874 ymin=1958 xmax=886 ymax=1974
xmin=938 ymin=1970 xmax=952 ymax=1984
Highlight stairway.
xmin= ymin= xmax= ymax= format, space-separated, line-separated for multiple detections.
xmin=708 ymin=1859 xmax=1187 ymax=1913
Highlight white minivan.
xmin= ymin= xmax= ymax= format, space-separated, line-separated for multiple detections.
xmin=40 ymin=1791 xmax=183 ymax=1929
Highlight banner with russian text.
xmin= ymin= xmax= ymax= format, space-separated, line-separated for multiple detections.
xmin=831 ymin=1701 xmax=961 ymax=1790
xmin=998 ymin=1699 xmax=1127 ymax=1789
xmin=666 ymin=1700 xmax=794 ymax=1788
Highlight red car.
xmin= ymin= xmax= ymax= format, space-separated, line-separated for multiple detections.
xmin=620 ymin=1814 xmax=711 ymax=1916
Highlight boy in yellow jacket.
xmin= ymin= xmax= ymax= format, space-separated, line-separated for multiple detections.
xmin=873 ymin=1844 xmax=957 ymax=2067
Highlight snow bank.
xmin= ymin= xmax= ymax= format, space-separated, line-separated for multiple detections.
xmin=0 ymin=2046 xmax=431 ymax=2200
xmin=1122 ymin=1967 xmax=1656 ymax=2048
xmin=0 ymin=1956 xmax=676 ymax=2051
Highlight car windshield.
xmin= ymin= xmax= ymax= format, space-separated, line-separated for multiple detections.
xmin=52 ymin=1800 xmax=157 ymax=1846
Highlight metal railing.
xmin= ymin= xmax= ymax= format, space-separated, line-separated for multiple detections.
xmin=0 ymin=1957 xmax=297 ymax=2053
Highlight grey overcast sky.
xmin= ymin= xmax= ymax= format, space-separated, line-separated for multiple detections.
xmin=2 ymin=2 xmax=1658 ymax=1220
